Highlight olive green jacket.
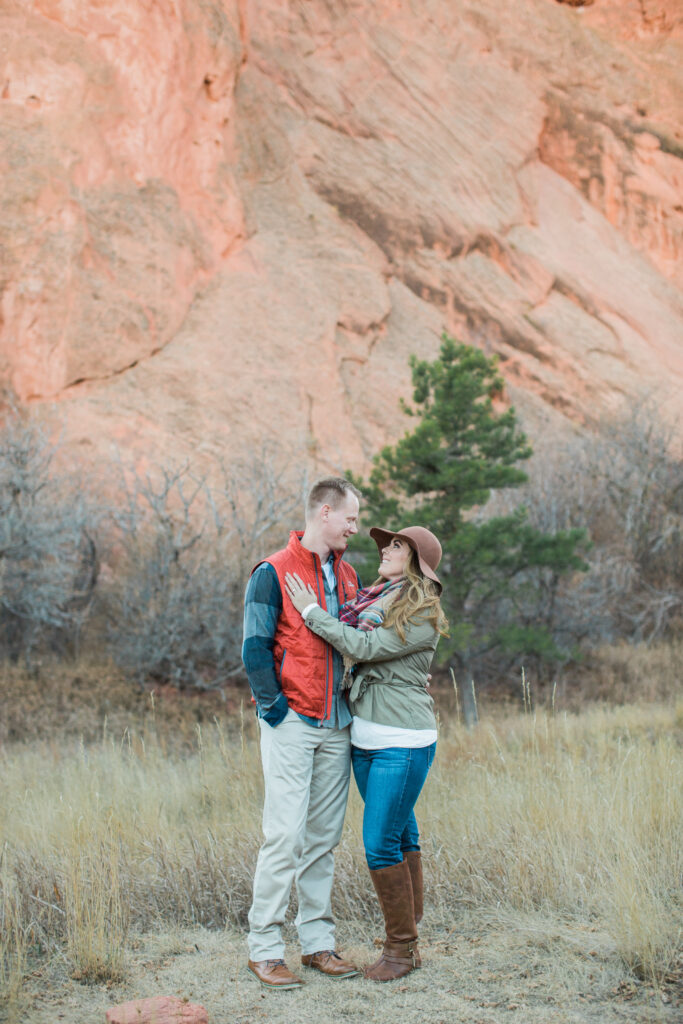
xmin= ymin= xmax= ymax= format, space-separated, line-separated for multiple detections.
xmin=302 ymin=605 xmax=439 ymax=731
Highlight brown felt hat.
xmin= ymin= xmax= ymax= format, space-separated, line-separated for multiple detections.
xmin=369 ymin=525 xmax=443 ymax=590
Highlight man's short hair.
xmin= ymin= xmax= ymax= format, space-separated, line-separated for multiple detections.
xmin=306 ymin=477 xmax=361 ymax=517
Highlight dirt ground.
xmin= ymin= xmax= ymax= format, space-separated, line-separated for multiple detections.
xmin=17 ymin=910 xmax=680 ymax=1024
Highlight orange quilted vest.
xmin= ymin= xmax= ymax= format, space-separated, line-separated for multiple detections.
xmin=258 ymin=531 xmax=359 ymax=720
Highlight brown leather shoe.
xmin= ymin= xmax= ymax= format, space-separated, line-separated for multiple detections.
xmin=247 ymin=958 xmax=305 ymax=989
xmin=300 ymin=949 xmax=360 ymax=979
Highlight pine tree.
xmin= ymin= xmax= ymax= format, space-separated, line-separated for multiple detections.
xmin=348 ymin=335 xmax=588 ymax=682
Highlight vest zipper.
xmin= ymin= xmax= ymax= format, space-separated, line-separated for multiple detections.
xmin=312 ymin=552 xmax=331 ymax=722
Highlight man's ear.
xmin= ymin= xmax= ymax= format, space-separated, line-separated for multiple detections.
xmin=320 ymin=504 xmax=330 ymax=521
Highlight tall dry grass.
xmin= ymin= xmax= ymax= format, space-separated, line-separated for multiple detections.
xmin=1 ymin=698 xmax=681 ymax=1016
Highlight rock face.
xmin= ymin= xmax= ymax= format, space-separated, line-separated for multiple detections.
xmin=1 ymin=0 xmax=682 ymax=472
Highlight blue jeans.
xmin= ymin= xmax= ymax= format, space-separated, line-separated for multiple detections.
xmin=351 ymin=743 xmax=436 ymax=870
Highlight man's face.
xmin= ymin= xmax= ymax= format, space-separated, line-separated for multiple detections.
xmin=321 ymin=492 xmax=360 ymax=553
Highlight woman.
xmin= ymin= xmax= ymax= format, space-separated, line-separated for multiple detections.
xmin=285 ymin=525 xmax=448 ymax=982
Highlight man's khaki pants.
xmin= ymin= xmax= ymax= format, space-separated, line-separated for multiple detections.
xmin=247 ymin=709 xmax=351 ymax=961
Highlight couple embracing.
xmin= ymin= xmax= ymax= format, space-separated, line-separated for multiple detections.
xmin=242 ymin=477 xmax=448 ymax=989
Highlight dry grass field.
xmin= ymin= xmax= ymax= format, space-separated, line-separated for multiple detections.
xmin=1 ymin=672 xmax=681 ymax=1024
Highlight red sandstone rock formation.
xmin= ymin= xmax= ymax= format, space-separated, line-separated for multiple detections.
xmin=579 ymin=0 xmax=683 ymax=40
xmin=1 ymin=1 xmax=682 ymax=472
xmin=106 ymin=996 xmax=208 ymax=1024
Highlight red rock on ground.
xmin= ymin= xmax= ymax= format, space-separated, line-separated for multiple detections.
xmin=106 ymin=996 xmax=208 ymax=1024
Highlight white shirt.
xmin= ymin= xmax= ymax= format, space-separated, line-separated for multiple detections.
xmin=351 ymin=716 xmax=437 ymax=750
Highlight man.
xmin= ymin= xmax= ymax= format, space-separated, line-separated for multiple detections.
xmin=242 ymin=477 xmax=362 ymax=989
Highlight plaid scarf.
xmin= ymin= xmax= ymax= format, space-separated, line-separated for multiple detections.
xmin=339 ymin=577 xmax=404 ymax=632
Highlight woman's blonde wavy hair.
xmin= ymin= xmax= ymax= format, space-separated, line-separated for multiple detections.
xmin=375 ymin=548 xmax=449 ymax=643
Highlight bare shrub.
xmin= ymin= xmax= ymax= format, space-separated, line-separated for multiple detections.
xmin=478 ymin=403 xmax=683 ymax=683
xmin=0 ymin=411 xmax=98 ymax=662
xmin=101 ymin=449 xmax=305 ymax=689
xmin=585 ymin=404 xmax=683 ymax=641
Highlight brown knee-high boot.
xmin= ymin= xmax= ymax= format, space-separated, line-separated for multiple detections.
xmin=365 ymin=859 xmax=419 ymax=982
xmin=403 ymin=851 xmax=424 ymax=926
